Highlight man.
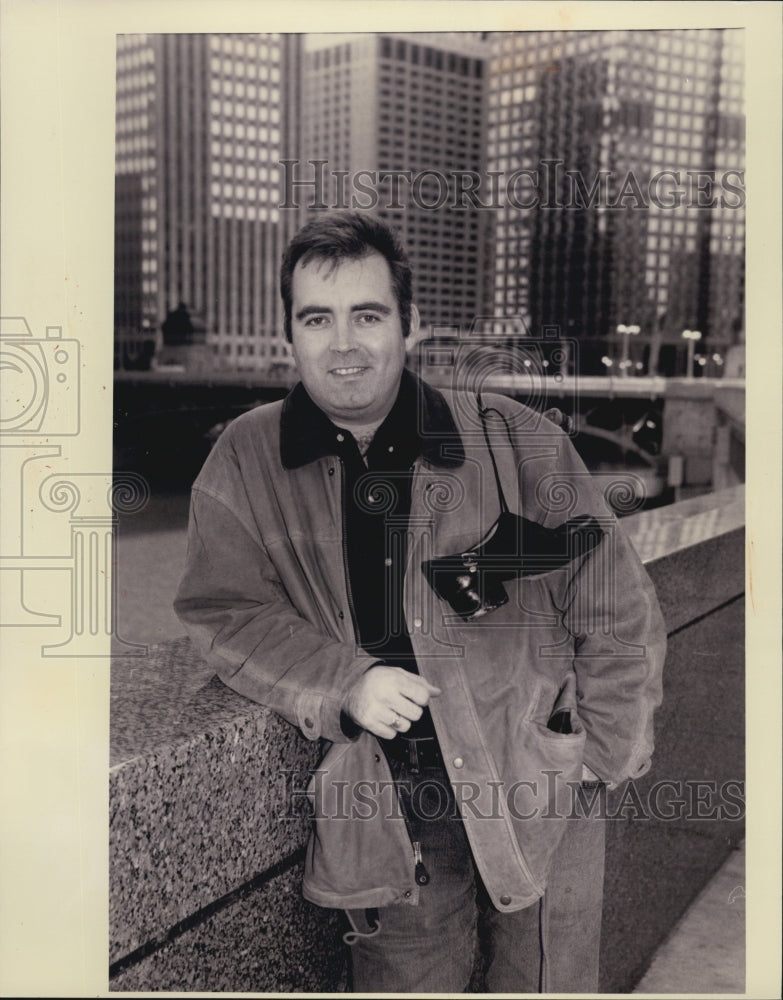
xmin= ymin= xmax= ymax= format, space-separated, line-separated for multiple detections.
xmin=175 ymin=211 xmax=666 ymax=993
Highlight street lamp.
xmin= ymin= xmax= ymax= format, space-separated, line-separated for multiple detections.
xmin=617 ymin=323 xmax=640 ymax=377
xmin=681 ymin=329 xmax=702 ymax=378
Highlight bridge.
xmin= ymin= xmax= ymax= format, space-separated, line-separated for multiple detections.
xmin=113 ymin=369 xmax=745 ymax=506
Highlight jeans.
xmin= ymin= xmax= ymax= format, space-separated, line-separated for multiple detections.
xmin=345 ymin=761 xmax=606 ymax=994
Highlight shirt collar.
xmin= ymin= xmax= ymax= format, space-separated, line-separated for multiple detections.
xmin=279 ymin=368 xmax=465 ymax=470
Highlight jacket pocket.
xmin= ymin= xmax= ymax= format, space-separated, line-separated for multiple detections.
xmin=503 ymin=709 xmax=587 ymax=890
xmin=544 ymin=673 xmax=582 ymax=736
xmin=302 ymin=733 xmax=416 ymax=910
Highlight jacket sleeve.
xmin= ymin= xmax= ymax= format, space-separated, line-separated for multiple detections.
xmin=562 ymin=522 xmax=666 ymax=788
xmin=173 ymin=458 xmax=378 ymax=746
xmin=522 ymin=421 xmax=667 ymax=788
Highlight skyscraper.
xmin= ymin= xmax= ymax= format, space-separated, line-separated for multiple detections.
xmin=114 ymin=33 xmax=301 ymax=371
xmin=487 ymin=29 xmax=745 ymax=375
xmin=298 ymin=33 xmax=492 ymax=334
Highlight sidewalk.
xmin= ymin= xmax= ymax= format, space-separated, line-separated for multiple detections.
xmin=632 ymin=841 xmax=745 ymax=994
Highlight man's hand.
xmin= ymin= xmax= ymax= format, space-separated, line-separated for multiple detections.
xmin=344 ymin=665 xmax=441 ymax=740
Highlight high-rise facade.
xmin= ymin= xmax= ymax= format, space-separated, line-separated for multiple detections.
xmin=487 ymin=29 xmax=745 ymax=375
xmin=298 ymin=33 xmax=493 ymax=334
xmin=114 ymin=33 xmax=301 ymax=370
xmin=115 ymin=30 xmax=745 ymax=378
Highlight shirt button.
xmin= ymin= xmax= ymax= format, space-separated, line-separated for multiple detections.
xmin=336 ymin=433 xmax=345 ymax=442
xmin=413 ymin=617 xmax=422 ymax=629
xmin=403 ymin=889 xmax=412 ymax=899
xmin=304 ymin=717 xmax=314 ymax=729
xmin=500 ymin=895 xmax=512 ymax=906
xmin=384 ymin=557 xmax=393 ymax=567
xmin=453 ymin=757 xmax=464 ymax=769
xmin=387 ymin=445 xmax=394 ymax=453
xmin=328 ymin=467 xmax=335 ymax=476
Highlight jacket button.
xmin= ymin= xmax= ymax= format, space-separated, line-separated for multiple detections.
xmin=338 ymin=611 xmax=345 ymax=620
xmin=500 ymin=895 xmax=512 ymax=906
xmin=304 ymin=717 xmax=314 ymax=729
xmin=453 ymin=757 xmax=464 ymax=769
xmin=374 ymin=754 xmax=381 ymax=763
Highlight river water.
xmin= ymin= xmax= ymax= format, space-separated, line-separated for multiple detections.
xmin=115 ymin=490 xmax=191 ymax=649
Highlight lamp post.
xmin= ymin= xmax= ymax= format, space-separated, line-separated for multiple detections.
xmin=682 ymin=329 xmax=702 ymax=378
xmin=617 ymin=324 xmax=640 ymax=377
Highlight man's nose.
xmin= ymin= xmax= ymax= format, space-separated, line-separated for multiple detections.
xmin=329 ymin=314 xmax=357 ymax=352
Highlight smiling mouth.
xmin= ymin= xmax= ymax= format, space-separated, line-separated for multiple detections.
xmin=330 ymin=366 xmax=368 ymax=376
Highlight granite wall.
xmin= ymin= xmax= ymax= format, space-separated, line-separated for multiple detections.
xmin=109 ymin=644 xmax=347 ymax=991
xmin=109 ymin=486 xmax=744 ymax=993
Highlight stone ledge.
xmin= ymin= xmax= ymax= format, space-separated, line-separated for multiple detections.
xmin=111 ymin=642 xmax=320 ymax=961
xmin=110 ymin=859 xmax=346 ymax=993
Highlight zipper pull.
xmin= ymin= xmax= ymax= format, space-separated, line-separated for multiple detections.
xmin=413 ymin=841 xmax=430 ymax=886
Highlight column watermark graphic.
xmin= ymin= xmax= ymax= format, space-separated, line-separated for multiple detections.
xmin=0 ymin=316 xmax=149 ymax=656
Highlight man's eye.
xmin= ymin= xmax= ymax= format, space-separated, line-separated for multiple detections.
xmin=304 ymin=315 xmax=328 ymax=328
xmin=357 ymin=313 xmax=381 ymax=325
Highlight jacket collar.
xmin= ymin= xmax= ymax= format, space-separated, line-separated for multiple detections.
xmin=280 ymin=368 xmax=465 ymax=470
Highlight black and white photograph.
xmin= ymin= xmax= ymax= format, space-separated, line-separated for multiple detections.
xmin=0 ymin=2 xmax=780 ymax=996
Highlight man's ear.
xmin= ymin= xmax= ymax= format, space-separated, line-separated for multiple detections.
xmin=404 ymin=303 xmax=421 ymax=353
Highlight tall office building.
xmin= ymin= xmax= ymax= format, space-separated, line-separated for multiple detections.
xmin=487 ymin=29 xmax=745 ymax=374
xmin=298 ymin=33 xmax=492 ymax=334
xmin=114 ymin=33 xmax=301 ymax=371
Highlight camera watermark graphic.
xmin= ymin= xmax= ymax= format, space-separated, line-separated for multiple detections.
xmin=416 ymin=317 xmax=579 ymax=438
xmin=0 ymin=315 xmax=150 ymax=656
xmin=279 ymin=159 xmax=746 ymax=212
xmin=0 ymin=317 xmax=80 ymax=435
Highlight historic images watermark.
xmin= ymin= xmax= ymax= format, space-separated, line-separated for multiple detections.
xmin=276 ymin=771 xmax=746 ymax=823
xmin=280 ymin=159 xmax=746 ymax=212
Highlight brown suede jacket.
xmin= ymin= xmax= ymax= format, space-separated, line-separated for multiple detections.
xmin=174 ymin=372 xmax=666 ymax=912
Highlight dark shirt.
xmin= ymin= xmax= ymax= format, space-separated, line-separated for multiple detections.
xmin=292 ymin=373 xmax=435 ymax=739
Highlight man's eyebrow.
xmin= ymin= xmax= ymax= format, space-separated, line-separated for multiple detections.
xmin=295 ymin=301 xmax=393 ymax=321
xmin=351 ymin=302 xmax=392 ymax=315
xmin=295 ymin=304 xmax=332 ymax=321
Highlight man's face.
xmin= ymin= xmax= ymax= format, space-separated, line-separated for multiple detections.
xmin=290 ymin=251 xmax=419 ymax=430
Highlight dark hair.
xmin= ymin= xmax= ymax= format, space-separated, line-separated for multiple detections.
xmin=280 ymin=210 xmax=413 ymax=342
